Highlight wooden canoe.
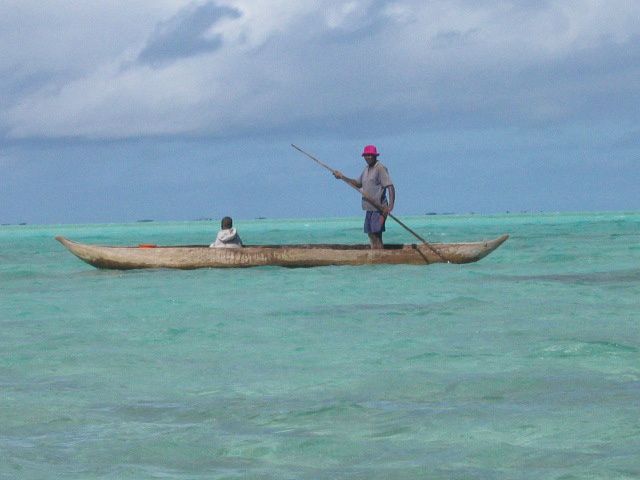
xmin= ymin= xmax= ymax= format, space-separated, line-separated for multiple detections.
xmin=56 ymin=235 xmax=509 ymax=270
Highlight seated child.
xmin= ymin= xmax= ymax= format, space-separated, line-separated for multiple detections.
xmin=210 ymin=216 xmax=243 ymax=248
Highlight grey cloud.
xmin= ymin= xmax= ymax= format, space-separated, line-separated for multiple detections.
xmin=4 ymin=1 xmax=640 ymax=141
xmin=431 ymin=29 xmax=480 ymax=49
xmin=2 ymin=71 xmax=57 ymax=98
xmin=0 ymin=71 xmax=54 ymax=113
xmin=137 ymin=2 xmax=241 ymax=66
xmin=511 ymin=36 xmax=640 ymax=123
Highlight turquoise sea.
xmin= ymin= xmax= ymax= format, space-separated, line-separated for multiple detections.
xmin=1 ymin=212 xmax=639 ymax=479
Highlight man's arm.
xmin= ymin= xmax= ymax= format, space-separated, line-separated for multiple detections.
xmin=381 ymin=185 xmax=396 ymax=220
xmin=386 ymin=185 xmax=395 ymax=213
xmin=333 ymin=170 xmax=362 ymax=188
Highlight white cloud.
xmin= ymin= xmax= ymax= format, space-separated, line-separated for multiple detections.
xmin=2 ymin=0 xmax=640 ymax=139
xmin=325 ymin=2 xmax=365 ymax=30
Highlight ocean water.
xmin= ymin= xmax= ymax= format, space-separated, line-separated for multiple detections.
xmin=1 ymin=212 xmax=639 ymax=479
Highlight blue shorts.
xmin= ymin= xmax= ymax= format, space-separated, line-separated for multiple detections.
xmin=364 ymin=211 xmax=386 ymax=234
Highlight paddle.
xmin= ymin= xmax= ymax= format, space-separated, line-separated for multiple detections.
xmin=291 ymin=144 xmax=445 ymax=261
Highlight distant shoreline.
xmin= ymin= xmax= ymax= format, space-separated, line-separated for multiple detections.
xmin=1 ymin=210 xmax=638 ymax=228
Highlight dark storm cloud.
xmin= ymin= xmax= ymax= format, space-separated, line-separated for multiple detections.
xmin=137 ymin=2 xmax=241 ymax=66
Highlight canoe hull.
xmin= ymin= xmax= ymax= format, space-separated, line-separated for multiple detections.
xmin=56 ymin=235 xmax=509 ymax=270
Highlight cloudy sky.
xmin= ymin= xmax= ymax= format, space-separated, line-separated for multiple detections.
xmin=1 ymin=0 xmax=639 ymax=224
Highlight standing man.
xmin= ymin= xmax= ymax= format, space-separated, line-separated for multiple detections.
xmin=333 ymin=145 xmax=395 ymax=249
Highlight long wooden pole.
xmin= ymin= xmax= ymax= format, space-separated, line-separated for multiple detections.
xmin=291 ymin=144 xmax=445 ymax=260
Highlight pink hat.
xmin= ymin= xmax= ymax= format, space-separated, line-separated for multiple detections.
xmin=362 ymin=145 xmax=379 ymax=157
